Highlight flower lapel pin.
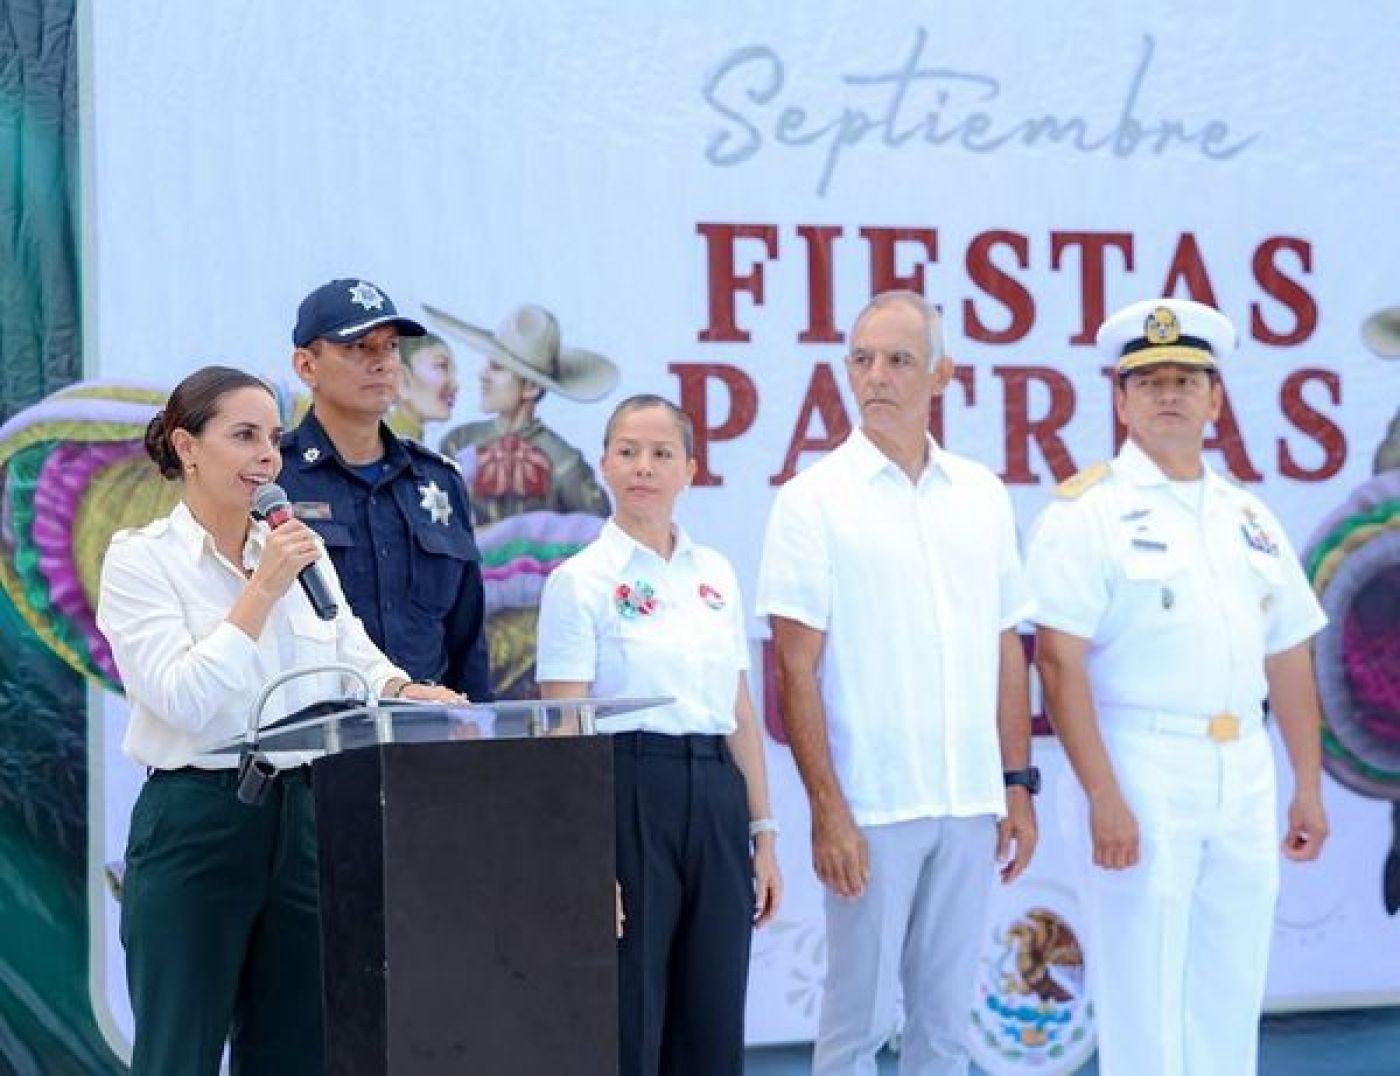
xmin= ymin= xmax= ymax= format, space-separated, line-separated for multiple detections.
xmin=615 ymin=581 xmax=658 ymax=618
xmin=698 ymin=583 xmax=726 ymax=611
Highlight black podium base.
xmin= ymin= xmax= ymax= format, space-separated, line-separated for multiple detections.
xmin=314 ymin=736 xmax=617 ymax=1075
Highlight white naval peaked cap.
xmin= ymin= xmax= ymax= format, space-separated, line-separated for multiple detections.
xmin=1097 ymin=297 xmax=1237 ymax=375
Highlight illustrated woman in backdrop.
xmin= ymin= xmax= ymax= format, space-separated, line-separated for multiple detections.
xmin=97 ymin=366 xmax=462 ymax=1076
xmin=535 ymin=394 xmax=782 ymax=1076
xmin=386 ymin=331 xmax=460 ymax=441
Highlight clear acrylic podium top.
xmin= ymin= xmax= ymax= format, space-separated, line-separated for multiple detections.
xmin=209 ymin=696 xmax=672 ymax=757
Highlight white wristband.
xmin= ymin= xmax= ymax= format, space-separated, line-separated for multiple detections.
xmin=748 ymin=818 xmax=779 ymax=839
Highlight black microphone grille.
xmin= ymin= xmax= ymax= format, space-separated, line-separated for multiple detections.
xmin=251 ymin=482 xmax=290 ymax=518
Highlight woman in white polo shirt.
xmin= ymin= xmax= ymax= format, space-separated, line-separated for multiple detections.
xmin=97 ymin=366 xmax=461 ymax=1076
xmin=536 ymin=394 xmax=781 ymax=1076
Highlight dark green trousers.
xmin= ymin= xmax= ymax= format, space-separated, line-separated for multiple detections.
xmin=121 ymin=767 xmax=324 ymax=1076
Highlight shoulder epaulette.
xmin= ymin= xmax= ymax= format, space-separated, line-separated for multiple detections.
xmin=1054 ymin=461 xmax=1111 ymax=500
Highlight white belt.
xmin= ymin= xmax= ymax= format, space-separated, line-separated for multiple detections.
xmin=185 ymin=750 xmax=321 ymax=770
xmin=1098 ymin=705 xmax=1264 ymax=743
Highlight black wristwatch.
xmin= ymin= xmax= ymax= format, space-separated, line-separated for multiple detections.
xmin=1003 ymin=766 xmax=1042 ymax=795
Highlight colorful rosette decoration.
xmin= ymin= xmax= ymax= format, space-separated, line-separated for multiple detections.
xmin=476 ymin=509 xmax=603 ymax=698
xmin=613 ymin=580 xmax=658 ymax=618
xmin=1303 ymin=469 xmax=1400 ymax=909
xmin=0 ymin=383 xmax=179 ymax=690
xmin=0 ymin=380 xmax=311 ymax=693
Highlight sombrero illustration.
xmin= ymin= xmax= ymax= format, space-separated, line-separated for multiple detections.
xmin=423 ymin=303 xmax=619 ymax=402
xmin=1362 ymin=307 xmax=1400 ymax=359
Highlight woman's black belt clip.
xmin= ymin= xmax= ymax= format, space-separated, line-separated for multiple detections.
xmin=237 ymin=751 xmax=279 ymax=806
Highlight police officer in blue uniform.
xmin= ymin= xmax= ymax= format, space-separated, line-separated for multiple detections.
xmin=280 ymin=279 xmax=491 ymax=699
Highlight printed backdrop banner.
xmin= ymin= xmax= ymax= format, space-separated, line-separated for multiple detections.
xmin=59 ymin=0 xmax=1400 ymax=1063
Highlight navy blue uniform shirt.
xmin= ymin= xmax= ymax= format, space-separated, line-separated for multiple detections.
xmin=280 ymin=410 xmax=491 ymax=699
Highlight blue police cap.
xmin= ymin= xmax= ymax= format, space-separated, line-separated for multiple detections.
xmin=293 ymin=279 xmax=426 ymax=348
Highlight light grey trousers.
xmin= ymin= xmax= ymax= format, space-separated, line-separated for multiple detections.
xmin=813 ymin=813 xmax=998 ymax=1076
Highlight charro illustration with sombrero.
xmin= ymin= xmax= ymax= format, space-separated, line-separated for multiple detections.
xmin=426 ymin=302 xmax=621 ymax=698
xmin=430 ymin=303 xmax=618 ymax=525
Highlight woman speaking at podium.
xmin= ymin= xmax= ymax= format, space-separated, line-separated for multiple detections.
xmin=536 ymin=394 xmax=782 ymax=1076
xmin=97 ymin=366 xmax=461 ymax=1076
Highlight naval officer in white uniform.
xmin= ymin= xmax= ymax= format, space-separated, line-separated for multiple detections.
xmin=1025 ymin=297 xmax=1329 ymax=1076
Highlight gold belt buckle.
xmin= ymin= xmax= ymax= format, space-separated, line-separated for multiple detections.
xmin=1208 ymin=713 xmax=1241 ymax=743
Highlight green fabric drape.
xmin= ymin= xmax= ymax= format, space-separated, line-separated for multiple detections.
xmin=1 ymin=0 xmax=123 ymax=1070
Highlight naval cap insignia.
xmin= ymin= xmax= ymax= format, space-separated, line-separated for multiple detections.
xmin=1143 ymin=306 xmax=1181 ymax=346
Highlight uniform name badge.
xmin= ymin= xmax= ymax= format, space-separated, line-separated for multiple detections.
xmin=293 ymin=501 xmax=333 ymax=521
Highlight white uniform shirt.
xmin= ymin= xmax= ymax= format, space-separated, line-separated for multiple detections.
xmin=536 ymin=519 xmax=748 ymax=735
xmin=1025 ymin=440 xmax=1326 ymax=717
xmin=97 ymin=502 xmax=407 ymax=770
xmin=755 ymin=429 xmax=1032 ymax=826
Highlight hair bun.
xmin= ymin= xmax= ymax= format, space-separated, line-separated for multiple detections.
xmin=143 ymin=409 xmax=182 ymax=480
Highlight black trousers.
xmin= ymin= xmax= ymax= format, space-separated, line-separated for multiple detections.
xmin=121 ymin=766 xmax=323 ymax=1076
xmin=612 ymin=732 xmax=753 ymax=1076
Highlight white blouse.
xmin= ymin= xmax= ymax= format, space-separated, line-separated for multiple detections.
xmin=97 ymin=502 xmax=406 ymax=769
xmin=536 ymin=520 xmax=749 ymax=736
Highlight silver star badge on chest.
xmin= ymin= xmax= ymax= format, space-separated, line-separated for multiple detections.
xmin=418 ymin=480 xmax=453 ymax=525
xmin=302 ymin=447 xmax=321 ymax=463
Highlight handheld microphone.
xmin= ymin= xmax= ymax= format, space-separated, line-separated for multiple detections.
xmin=251 ymin=483 xmax=340 ymax=621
